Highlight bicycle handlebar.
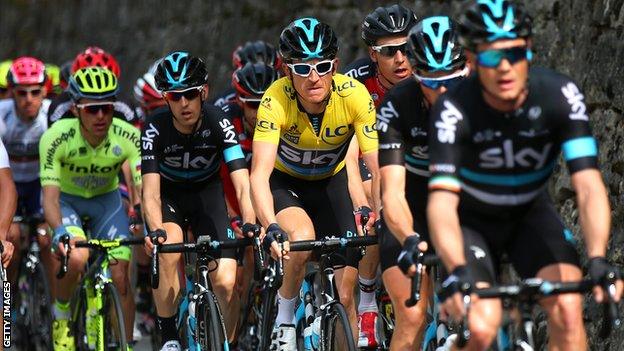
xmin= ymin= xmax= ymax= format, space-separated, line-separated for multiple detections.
xmin=405 ymin=253 xmax=440 ymax=307
xmin=288 ymin=235 xmax=377 ymax=252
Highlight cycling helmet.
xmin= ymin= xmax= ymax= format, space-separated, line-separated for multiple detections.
xmin=407 ymin=16 xmax=466 ymax=72
xmin=232 ymin=62 xmax=279 ymax=98
xmin=458 ymin=0 xmax=532 ymax=49
xmin=134 ymin=59 xmax=165 ymax=109
xmin=71 ymin=46 xmax=121 ymax=77
xmin=154 ymin=51 xmax=208 ymax=91
xmin=68 ymin=67 xmax=119 ymax=101
xmin=232 ymin=41 xmax=281 ymax=69
xmin=60 ymin=60 xmax=73 ymax=89
xmin=7 ymin=57 xmax=47 ymax=86
xmin=0 ymin=60 xmax=12 ymax=89
xmin=279 ymin=17 xmax=338 ymax=62
xmin=362 ymin=4 xmax=418 ymax=46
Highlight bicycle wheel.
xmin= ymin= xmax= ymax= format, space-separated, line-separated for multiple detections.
xmin=102 ymin=283 xmax=127 ymax=350
xmin=258 ymin=285 xmax=279 ymax=351
xmin=29 ymin=263 xmax=54 ymax=350
xmin=197 ymin=291 xmax=227 ymax=351
xmin=72 ymin=286 xmax=90 ymax=351
xmin=237 ymin=282 xmax=261 ymax=350
xmin=323 ymin=303 xmax=356 ymax=351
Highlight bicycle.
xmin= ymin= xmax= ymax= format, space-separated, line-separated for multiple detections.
xmin=57 ymin=235 xmax=144 ymax=351
xmin=12 ymin=214 xmax=53 ymax=351
xmin=152 ymin=235 xmax=253 ymax=351
xmin=289 ymin=235 xmax=378 ymax=351
xmin=452 ymin=275 xmax=622 ymax=350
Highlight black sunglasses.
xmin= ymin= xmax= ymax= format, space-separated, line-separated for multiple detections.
xmin=371 ymin=42 xmax=407 ymax=57
xmin=76 ymin=103 xmax=115 ymax=114
xmin=163 ymin=87 xmax=202 ymax=102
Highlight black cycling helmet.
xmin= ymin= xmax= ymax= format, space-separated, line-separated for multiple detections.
xmin=232 ymin=62 xmax=279 ymax=98
xmin=407 ymin=16 xmax=466 ymax=72
xmin=458 ymin=0 xmax=532 ymax=50
xmin=279 ymin=17 xmax=338 ymax=63
xmin=154 ymin=51 xmax=208 ymax=91
xmin=232 ymin=41 xmax=281 ymax=69
xmin=361 ymin=4 xmax=418 ymax=46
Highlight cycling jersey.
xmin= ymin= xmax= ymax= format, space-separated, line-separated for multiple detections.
xmin=47 ymin=91 xmax=136 ymax=125
xmin=254 ymin=74 xmax=377 ymax=180
xmin=39 ymin=118 xmax=142 ymax=198
xmin=343 ymin=57 xmax=387 ymax=107
xmin=0 ymin=139 xmax=8 ymax=168
xmin=428 ymin=67 xmax=598 ymax=211
xmin=210 ymin=88 xmax=237 ymax=108
xmin=0 ymin=99 xmax=50 ymax=182
xmin=141 ymin=104 xmax=247 ymax=186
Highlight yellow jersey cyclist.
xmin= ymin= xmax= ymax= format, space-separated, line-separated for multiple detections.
xmin=142 ymin=52 xmax=257 ymax=351
xmin=39 ymin=67 xmax=142 ymax=351
xmin=250 ymin=17 xmax=380 ymax=349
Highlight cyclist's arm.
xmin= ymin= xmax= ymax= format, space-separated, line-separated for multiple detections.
xmin=142 ymin=173 xmax=163 ymax=231
xmin=229 ymin=168 xmax=256 ymax=224
xmin=352 ymin=92 xmax=380 ymax=212
xmin=427 ymin=191 xmax=465 ymax=271
xmin=381 ymin=165 xmax=414 ymax=244
xmin=361 ymin=150 xmax=380 ymax=213
xmin=345 ymin=136 xmax=369 ymax=209
xmin=42 ymin=185 xmax=62 ymax=229
xmin=572 ymin=169 xmax=610 ymax=257
xmin=250 ymin=141 xmax=278 ymax=228
xmin=0 ymin=166 xmax=16 ymax=241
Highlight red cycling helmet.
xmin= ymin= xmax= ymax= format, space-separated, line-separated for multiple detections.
xmin=71 ymin=46 xmax=121 ymax=78
xmin=8 ymin=56 xmax=47 ymax=86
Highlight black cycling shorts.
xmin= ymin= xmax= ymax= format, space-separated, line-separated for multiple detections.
xmin=378 ymin=206 xmax=429 ymax=273
xmin=460 ymin=191 xmax=580 ymax=284
xmin=270 ymin=168 xmax=361 ymax=268
xmin=160 ymin=178 xmax=236 ymax=260
xmin=359 ymin=158 xmax=372 ymax=182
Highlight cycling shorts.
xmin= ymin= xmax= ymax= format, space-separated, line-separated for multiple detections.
xmin=270 ymin=168 xmax=361 ymax=268
xmin=15 ymin=179 xmax=42 ymax=218
xmin=60 ymin=190 xmax=131 ymax=261
xmin=378 ymin=206 xmax=429 ymax=273
xmin=359 ymin=158 xmax=372 ymax=182
xmin=159 ymin=178 xmax=236 ymax=260
xmin=460 ymin=191 xmax=580 ymax=283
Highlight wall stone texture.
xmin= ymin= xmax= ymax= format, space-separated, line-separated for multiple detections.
xmin=2 ymin=0 xmax=624 ymax=349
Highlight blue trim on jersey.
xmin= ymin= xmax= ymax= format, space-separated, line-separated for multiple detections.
xmin=562 ymin=137 xmax=597 ymax=161
xmin=459 ymin=161 xmax=554 ymax=186
xmin=277 ymin=156 xmax=335 ymax=176
xmin=405 ymin=154 xmax=429 ymax=167
xmin=223 ymin=145 xmax=244 ymax=163
xmin=159 ymin=163 xmax=217 ymax=179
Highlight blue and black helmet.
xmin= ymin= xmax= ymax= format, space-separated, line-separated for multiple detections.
xmin=362 ymin=4 xmax=418 ymax=46
xmin=407 ymin=16 xmax=466 ymax=72
xmin=279 ymin=17 xmax=338 ymax=63
xmin=154 ymin=51 xmax=208 ymax=91
xmin=458 ymin=0 xmax=532 ymax=49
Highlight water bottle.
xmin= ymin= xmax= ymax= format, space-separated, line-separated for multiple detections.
xmin=310 ymin=314 xmax=321 ymax=349
xmin=302 ymin=291 xmax=316 ymax=350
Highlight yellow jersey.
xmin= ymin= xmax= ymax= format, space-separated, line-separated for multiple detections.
xmin=254 ymin=74 xmax=377 ymax=180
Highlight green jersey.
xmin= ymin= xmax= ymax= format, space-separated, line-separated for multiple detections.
xmin=39 ymin=118 xmax=141 ymax=198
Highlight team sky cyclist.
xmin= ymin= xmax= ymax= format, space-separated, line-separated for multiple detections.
xmin=250 ymin=17 xmax=380 ymax=349
xmin=342 ymin=4 xmax=418 ymax=348
xmin=426 ymin=1 xmax=623 ymax=350
xmin=211 ymin=40 xmax=282 ymax=108
xmin=377 ymin=16 xmax=468 ymax=350
xmin=142 ymin=51 xmax=257 ymax=351
xmin=39 ymin=67 xmax=142 ymax=350
xmin=0 ymin=57 xmax=53 ymax=289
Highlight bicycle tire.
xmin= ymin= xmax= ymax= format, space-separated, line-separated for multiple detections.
xmin=198 ymin=290 xmax=228 ymax=351
xmin=72 ymin=285 xmax=90 ymax=351
xmin=103 ymin=283 xmax=127 ymax=350
xmin=258 ymin=285 xmax=279 ymax=351
xmin=323 ymin=303 xmax=356 ymax=351
xmin=30 ymin=262 xmax=54 ymax=350
xmin=237 ymin=282 xmax=261 ymax=350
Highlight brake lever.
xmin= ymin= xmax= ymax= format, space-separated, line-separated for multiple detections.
xmin=150 ymin=234 xmax=159 ymax=289
xmin=56 ymin=234 xmax=70 ymax=279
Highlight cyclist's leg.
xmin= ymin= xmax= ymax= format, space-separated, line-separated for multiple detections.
xmin=458 ymin=225 xmax=503 ymax=351
xmin=378 ymin=214 xmax=430 ymax=350
xmin=150 ymin=193 xmax=184 ymax=346
xmin=87 ymin=190 xmax=136 ymax=342
xmin=192 ymin=180 xmax=239 ymax=340
xmin=509 ymin=194 xmax=584 ymax=350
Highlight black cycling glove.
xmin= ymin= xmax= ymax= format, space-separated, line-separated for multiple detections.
xmin=438 ymin=265 xmax=474 ymax=302
xmin=397 ymin=234 xmax=421 ymax=274
xmin=263 ymin=223 xmax=287 ymax=253
xmin=588 ymin=256 xmax=620 ymax=286
xmin=242 ymin=223 xmax=262 ymax=238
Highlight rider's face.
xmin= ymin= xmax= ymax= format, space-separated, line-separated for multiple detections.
xmin=288 ymin=58 xmax=337 ymax=104
xmin=370 ymin=36 xmax=412 ymax=86
xmin=75 ymin=98 xmax=115 ymax=139
xmin=164 ymin=85 xmax=208 ymax=130
xmin=12 ymin=84 xmax=46 ymax=121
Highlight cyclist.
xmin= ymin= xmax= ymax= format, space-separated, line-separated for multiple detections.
xmin=0 ymin=138 xmax=16 ymax=267
xmin=0 ymin=57 xmax=52 ymax=285
xmin=133 ymin=59 xmax=166 ymax=122
xmin=0 ymin=60 xmax=12 ymax=99
xmin=250 ymin=18 xmax=379 ymax=349
xmin=211 ymin=40 xmax=281 ymax=107
xmin=426 ymin=1 xmax=623 ymax=349
xmin=40 ymin=67 xmax=142 ymax=350
xmin=377 ymin=16 xmax=468 ymax=350
xmin=142 ymin=51 xmax=256 ymax=351
xmin=47 ymin=46 xmax=136 ymax=125
xmin=343 ymin=5 xmax=417 ymax=347
xmin=45 ymin=63 xmax=63 ymax=99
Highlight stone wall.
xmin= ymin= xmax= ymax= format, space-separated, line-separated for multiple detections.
xmin=2 ymin=0 xmax=624 ymax=348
